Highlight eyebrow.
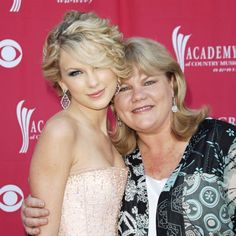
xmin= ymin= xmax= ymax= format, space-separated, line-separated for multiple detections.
xmin=141 ymin=76 xmax=149 ymax=80
xmin=64 ymin=63 xmax=90 ymax=72
xmin=120 ymin=75 xmax=150 ymax=85
xmin=65 ymin=67 xmax=82 ymax=71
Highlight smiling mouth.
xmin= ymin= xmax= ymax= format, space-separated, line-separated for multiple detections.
xmin=132 ymin=105 xmax=154 ymax=113
xmin=87 ymin=89 xmax=105 ymax=98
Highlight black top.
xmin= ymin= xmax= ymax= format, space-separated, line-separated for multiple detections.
xmin=118 ymin=119 xmax=236 ymax=236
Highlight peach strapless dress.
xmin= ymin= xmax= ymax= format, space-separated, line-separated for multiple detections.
xmin=58 ymin=167 xmax=128 ymax=236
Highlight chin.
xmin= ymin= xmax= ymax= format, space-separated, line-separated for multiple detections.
xmin=133 ymin=123 xmax=154 ymax=131
xmin=99 ymin=100 xmax=113 ymax=109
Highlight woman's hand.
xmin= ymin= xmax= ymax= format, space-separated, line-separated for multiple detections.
xmin=21 ymin=195 xmax=49 ymax=235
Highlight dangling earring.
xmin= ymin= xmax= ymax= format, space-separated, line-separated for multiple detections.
xmin=115 ymin=83 xmax=120 ymax=95
xmin=171 ymin=97 xmax=178 ymax=113
xmin=60 ymin=90 xmax=71 ymax=109
xmin=117 ymin=116 xmax=123 ymax=127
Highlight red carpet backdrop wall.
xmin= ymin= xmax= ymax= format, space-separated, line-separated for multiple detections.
xmin=0 ymin=0 xmax=235 ymax=235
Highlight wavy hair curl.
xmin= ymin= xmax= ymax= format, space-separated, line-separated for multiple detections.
xmin=42 ymin=10 xmax=130 ymax=96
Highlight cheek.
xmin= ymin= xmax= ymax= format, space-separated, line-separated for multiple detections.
xmin=113 ymin=99 xmax=121 ymax=112
xmin=114 ymin=96 xmax=127 ymax=114
xmin=102 ymin=71 xmax=117 ymax=84
xmin=152 ymin=86 xmax=173 ymax=101
xmin=111 ymin=79 xmax=117 ymax=89
xmin=68 ymin=82 xmax=83 ymax=94
xmin=105 ymin=78 xmax=117 ymax=94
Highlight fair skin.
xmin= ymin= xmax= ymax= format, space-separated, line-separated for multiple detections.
xmin=21 ymin=66 xmax=188 ymax=234
xmin=114 ymin=67 xmax=188 ymax=180
xmin=28 ymin=48 xmax=124 ymax=235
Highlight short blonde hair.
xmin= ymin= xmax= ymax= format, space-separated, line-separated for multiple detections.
xmin=42 ymin=10 xmax=130 ymax=96
xmin=112 ymin=37 xmax=209 ymax=155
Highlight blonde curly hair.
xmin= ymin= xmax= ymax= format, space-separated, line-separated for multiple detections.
xmin=42 ymin=10 xmax=130 ymax=96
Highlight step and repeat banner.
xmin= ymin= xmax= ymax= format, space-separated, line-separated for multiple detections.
xmin=1 ymin=0 xmax=235 ymax=235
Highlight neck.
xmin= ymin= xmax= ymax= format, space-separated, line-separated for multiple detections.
xmin=137 ymin=130 xmax=188 ymax=180
xmin=66 ymin=102 xmax=109 ymax=134
xmin=137 ymin=129 xmax=175 ymax=154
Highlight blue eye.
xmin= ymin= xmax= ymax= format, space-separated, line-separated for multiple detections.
xmin=0 ymin=39 xmax=23 ymax=68
xmin=119 ymin=86 xmax=130 ymax=92
xmin=0 ymin=184 xmax=24 ymax=212
xmin=144 ymin=80 xmax=156 ymax=86
xmin=68 ymin=70 xmax=82 ymax=77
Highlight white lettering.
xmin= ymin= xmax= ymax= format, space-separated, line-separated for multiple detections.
xmin=193 ymin=47 xmax=200 ymax=59
xmin=233 ymin=46 xmax=236 ymax=58
xmin=216 ymin=46 xmax=221 ymax=59
xmin=186 ymin=47 xmax=193 ymax=60
xmin=208 ymin=47 xmax=215 ymax=59
xmin=218 ymin=117 xmax=236 ymax=125
xmin=30 ymin=120 xmax=44 ymax=133
xmin=200 ymin=47 xmax=206 ymax=59
xmin=186 ymin=45 xmax=236 ymax=60
xmin=223 ymin=46 xmax=231 ymax=58
xmin=30 ymin=121 xmax=37 ymax=133
xmin=190 ymin=61 xmax=219 ymax=67
xmin=220 ymin=60 xmax=236 ymax=66
xmin=228 ymin=117 xmax=236 ymax=125
xmin=37 ymin=120 xmax=44 ymax=132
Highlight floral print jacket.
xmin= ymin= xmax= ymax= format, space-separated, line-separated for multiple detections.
xmin=118 ymin=119 xmax=236 ymax=236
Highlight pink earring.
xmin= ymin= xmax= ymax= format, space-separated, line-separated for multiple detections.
xmin=60 ymin=90 xmax=71 ymax=109
xmin=115 ymin=83 xmax=120 ymax=95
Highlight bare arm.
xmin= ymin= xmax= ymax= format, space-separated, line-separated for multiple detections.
xmin=28 ymin=119 xmax=74 ymax=235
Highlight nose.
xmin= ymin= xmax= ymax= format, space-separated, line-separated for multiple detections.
xmin=131 ymin=86 xmax=146 ymax=102
xmin=86 ymin=70 xmax=99 ymax=88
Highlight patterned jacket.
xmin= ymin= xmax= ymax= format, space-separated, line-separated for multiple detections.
xmin=118 ymin=119 xmax=236 ymax=236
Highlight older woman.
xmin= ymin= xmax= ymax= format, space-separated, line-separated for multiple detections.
xmin=115 ymin=37 xmax=236 ymax=235
xmin=21 ymin=37 xmax=236 ymax=236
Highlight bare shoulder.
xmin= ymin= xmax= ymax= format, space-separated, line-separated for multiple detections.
xmin=31 ymin=112 xmax=78 ymax=167
xmin=41 ymin=112 xmax=77 ymax=141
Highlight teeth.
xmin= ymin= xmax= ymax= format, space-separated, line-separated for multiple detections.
xmin=133 ymin=106 xmax=152 ymax=113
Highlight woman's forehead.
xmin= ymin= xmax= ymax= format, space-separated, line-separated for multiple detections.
xmin=128 ymin=65 xmax=162 ymax=78
xmin=61 ymin=42 xmax=110 ymax=67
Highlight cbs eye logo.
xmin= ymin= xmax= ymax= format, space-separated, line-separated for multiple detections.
xmin=0 ymin=184 xmax=24 ymax=212
xmin=0 ymin=39 xmax=23 ymax=68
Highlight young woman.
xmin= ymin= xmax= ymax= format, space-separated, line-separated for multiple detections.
xmin=27 ymin=10 xmax=130 ymax=235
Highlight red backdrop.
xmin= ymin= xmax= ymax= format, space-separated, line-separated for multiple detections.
xmin=1 ymin=0 xmax=235 ymax=235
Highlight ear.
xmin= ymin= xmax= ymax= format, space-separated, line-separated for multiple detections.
xmin=58 ymin=81 xmax=68 ymax=92
xmin=117 ymin=77 xmax=121 ymax=84
xmin=169 ymin=75 xmax=175 ymax=97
